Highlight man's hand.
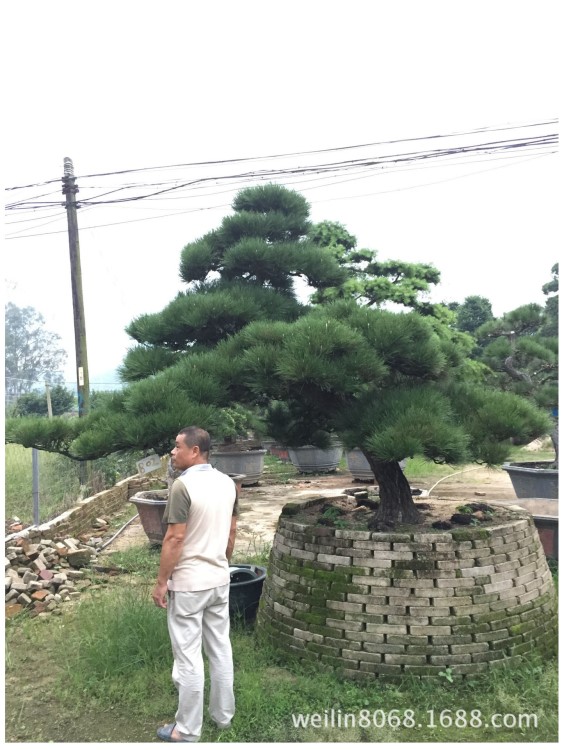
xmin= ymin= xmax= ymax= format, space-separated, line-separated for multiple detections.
xmin=152 ymin=581 xmax=169 ymax=609
xmin=153 ymin=522 xmax=187 ymax=608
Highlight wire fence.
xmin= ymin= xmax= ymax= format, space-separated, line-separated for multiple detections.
xmin=5 ymin=444 xmax=145 ymax=527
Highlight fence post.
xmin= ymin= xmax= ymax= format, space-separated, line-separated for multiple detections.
xmin=32 ymin=448 xmax=40 ymax=526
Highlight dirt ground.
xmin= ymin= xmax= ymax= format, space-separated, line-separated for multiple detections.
xmin=103 ymin=463 xmax=531 ymax=557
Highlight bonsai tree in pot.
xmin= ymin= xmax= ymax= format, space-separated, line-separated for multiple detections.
xmin=219 ymin=300 xmax=550 ymax=525
xmin=6 ymin=188 xmax=551 ymax=525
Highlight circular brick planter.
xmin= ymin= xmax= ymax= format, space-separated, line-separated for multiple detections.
xmin=257 ymin=495 xmax=557 ymax=679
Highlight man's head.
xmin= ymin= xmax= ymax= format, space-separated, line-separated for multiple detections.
xmin=171 ymin=426 xmax=211 ymax=471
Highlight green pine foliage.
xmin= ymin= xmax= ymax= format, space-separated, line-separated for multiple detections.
xmin=309 ymin=220 xmax=440 ymax=309
xmin=118 ymin=345 xmax=181 ymax=382
xmin=5 ymin=184 xmax=554 ymax=519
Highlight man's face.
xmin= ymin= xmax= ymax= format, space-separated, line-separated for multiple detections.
xmin=171 ymin=434 xmax=200 ymax=471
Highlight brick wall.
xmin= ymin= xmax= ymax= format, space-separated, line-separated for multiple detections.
xmin=257 ymin=496 xmax=557 ymax=679
xmin=4 ymin=474 xmax=165 ymax=546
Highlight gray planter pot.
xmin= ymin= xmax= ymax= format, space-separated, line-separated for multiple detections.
xmin=130 ymin=473 xmax=246 ymax=544
xmin=502 ymin=461 xmax=558 ymax=499
xmin=210 ymin=449 xmax=267 ymax=486
xmin=129 ymin=490 xmax=168 ymax=545
xmin=288 ymin=444 xmax=343 ymax=473
xmin=345 ymin=449 xmax=407 ymax=481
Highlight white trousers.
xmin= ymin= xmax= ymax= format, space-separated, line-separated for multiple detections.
xmin=167 ymin=584 xmax=235 ymax=741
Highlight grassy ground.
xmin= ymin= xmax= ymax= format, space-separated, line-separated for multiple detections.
xmin=5 ymin=542 xmax=558 ymax=743
xmin=4 ymin=444 xmax=144 ymax=524
xmin=5 ymin=445 xmax=557 ymax=742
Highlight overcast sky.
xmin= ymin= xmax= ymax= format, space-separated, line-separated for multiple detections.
xmin=3 ymin=0 xmax=559 ymax=388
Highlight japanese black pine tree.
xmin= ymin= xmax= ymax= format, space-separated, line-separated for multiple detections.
xmin=6 ymin=185 xmax=552 ymax=524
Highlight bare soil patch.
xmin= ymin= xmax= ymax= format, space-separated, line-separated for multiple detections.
xmin=294 ymin=492 xmax=525 ymax=533
xmin=103 ymin=463 xmax=522 ymax=555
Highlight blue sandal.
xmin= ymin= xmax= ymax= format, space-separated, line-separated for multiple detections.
xmin=156 ymin=723 xmax=193 ymax=743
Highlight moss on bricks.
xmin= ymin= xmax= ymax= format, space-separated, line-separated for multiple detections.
xmin=387 ymin=568 xmax=415 ymax=579
xmin=343 ymin=565 xmax=372 ymax=576
xmin=509 ymin=641 xmax=534 ymax=656
xmin=451 ymin=528 xmax=491 ymax=542
xmin=296 ymin=612 xmax=327 ymax=625
xmin=508 ymin=621 xmax=533 ymax=636
xmin=330 ymin=582 xmax=366 ymax=595
xmin=315 ymin=626 xmax=346 ymax=639
xmin=470 ymin=611 xmax=508 ymax=625
xmin=297 ymin=566 xmax=316 ymax=580
xmin=394 ymin=560 xmax=436 ymax=571
xmin=314 ymin=569 xmax=348 ymax=582
xmin=533 ymin=592 xmax=555 ymax=608
xmin=294 ymin=592 xmax=329 ymax=606
xmin=307 ymin=642 xmax=341 ymax=657
xmin=452 ymin=622 xmax=492 ymax=635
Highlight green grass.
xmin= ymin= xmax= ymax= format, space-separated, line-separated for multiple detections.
xmin=105 ymin=543 xmax=162 ymax=576
xmin=4 ymin=444 xmax=144 ymax=524
xmin=5 ymin=540 xmax=558 ymax=743
xmin=6 ymin=572 xmax=557 ymax=742
xmin=262 ymin=454 xmax=298 ymax=482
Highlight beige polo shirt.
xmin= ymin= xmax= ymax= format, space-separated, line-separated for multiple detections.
xmin=164 ymin=464 xmax=237 ymax=592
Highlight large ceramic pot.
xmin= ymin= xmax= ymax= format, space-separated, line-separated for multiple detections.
xmin=288 ymin=443 xmax=343 ymax=473
xmin=128 ymin=489 xmax=168 ymax=545
xmin=502 ymin=461 xmax=558 ymax=499
xmin=129 ymin=473 xmax=245 ymax=544
xmin=211 ymin=449 xmax=267 ymax=486
xmin=345 ymin=448 xmax=407 ymax=481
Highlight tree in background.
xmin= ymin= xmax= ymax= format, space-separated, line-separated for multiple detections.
xmin=309 ymin=220 xmax=441 ymax=310
xmin=12 ymin=385 xmax=75 ymax=417
xmin=6 ymin=186 xmax=551 ymax=524
xmin=454 ymin=295 xmax=494 ymax=333
xmin=474 ymin=268 xmax=558 ymax=463
xmin=4 ymin=303 xmax=67 ymax=407
xmin=540 ymin=262 xmax=558 ymax=337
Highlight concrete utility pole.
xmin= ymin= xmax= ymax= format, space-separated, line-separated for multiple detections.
xmin=62 ymin=158 xmax=90 ymax=484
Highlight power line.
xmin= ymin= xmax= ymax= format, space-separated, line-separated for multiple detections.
xmin=5 ymin=130 xmax=556 ymax=213
xmin=5 ymin=118 xmax=557 ymax=199
xmin=5 ymin=118 xmax=556 ymax=193
xmin=3 ymin=120 xmax=557 ymax=241
xmin=4 ymin=149 xmax=555 ymax=241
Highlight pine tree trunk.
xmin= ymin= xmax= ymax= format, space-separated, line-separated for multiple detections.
xmin=365 ymin=455 xmax=422 ymax=524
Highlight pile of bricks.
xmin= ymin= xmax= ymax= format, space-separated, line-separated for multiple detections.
xmin=5 ymin=518 xmax=110 ymax=619
xmin=257 ymin=494 xmax=557 ymax=679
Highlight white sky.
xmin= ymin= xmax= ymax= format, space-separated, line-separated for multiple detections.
xmin=3 ymin=0 xmax=560 ymax=387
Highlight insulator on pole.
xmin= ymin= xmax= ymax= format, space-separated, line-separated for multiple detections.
xmin=63 ymin=157 xmax=74 ymax=177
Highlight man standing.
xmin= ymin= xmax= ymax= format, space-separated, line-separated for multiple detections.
xmin=153 ymin=426 xmax=237 ymax=743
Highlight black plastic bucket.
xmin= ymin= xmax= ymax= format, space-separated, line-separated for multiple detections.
xmin=229 ymin=563 xmax=266 ymax=622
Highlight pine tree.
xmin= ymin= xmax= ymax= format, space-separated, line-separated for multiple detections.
xmin=6 ymin=186 xmax=551 ymax=524
xmin=474 ymin=281 xmax=558 ymax=464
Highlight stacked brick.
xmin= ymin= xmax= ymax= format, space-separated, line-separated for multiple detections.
xmin=5 ymin=475 xmax=162 ymax=545
xmin=5 ymin=473 xmax=164 ymax=620
xmin=5 ymin=535 xmax=102 ymax=619
xmin=257 ymin=495 xmax=557 ymax=678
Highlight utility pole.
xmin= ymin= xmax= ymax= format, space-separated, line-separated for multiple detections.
xmin=62 ymin=157 xmax=90 ymax=485
xmin=45 ymin=382 xmax=53 ymax=418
